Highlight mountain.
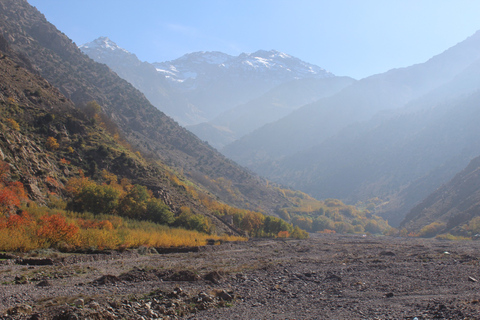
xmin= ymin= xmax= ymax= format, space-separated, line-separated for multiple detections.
xmin=154 ymin=49 xmax=332 ymax=85
xmin=400 ymin=155 xmax=480 ymax=236
xmin=0 ymin=32 xmax=245 ymax=235
xmin=80 ymin=38 xmax=334 ymax=126
xmin=260 ymin=82 xmax=480 ymax=226
xmin=79 ymin=37 xmax=195 ymax=125
xmin=223 ymin=30 xmax=480 ymax=167
xmin=221 ymin=30 xmax=480 ymax=226
xmin=154 ymin=49 xmax=334 ymax=123
xmin=0 ymin=0 xmax=299 ymax=217
xmin=188 ymin=76 xmax=355 ymax=149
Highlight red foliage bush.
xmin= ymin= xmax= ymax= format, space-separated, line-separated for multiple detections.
xmin=37 ymin=214 xmax=79 ymax=245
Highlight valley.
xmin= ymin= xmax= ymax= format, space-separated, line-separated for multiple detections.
xmin=2 ymin=1 xmax=480 ymax=319
xmin=78 ymin=22 xmax=480 ymax=237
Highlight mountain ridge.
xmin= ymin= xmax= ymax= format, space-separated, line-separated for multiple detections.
xmin=80 ymin=37 xmax=335 ymax=125
xmin=222 ymin=30 xmax=480 ymax=166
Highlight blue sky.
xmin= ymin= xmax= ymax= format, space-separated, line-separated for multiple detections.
xmin=28 ymin=0 xmax=480 ymax=79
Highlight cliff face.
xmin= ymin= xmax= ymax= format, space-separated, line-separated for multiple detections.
xmin=0 ymin=0 xmax=291 ymax=214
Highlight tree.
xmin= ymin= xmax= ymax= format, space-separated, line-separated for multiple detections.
xmin=312 ymin=215 xmax=334 ymax=232
xmin=118 ymin=184 xmax=150 ymax=219
xmin=173 ymin=206 xmax=212 ymax=233
xmin=84 ymin=101 xmax=102 ymax=119
xmin=68 ymin=183 xmax=120 ymax=215
xmin=240 ymin=212 xmax=264 ymax=235
xmin=145 ymin=198 xmax=174 ymax=225
xmin=364 ymin=220 xmax=382 ymax=234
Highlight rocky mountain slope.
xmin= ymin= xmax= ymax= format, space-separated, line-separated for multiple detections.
xmin=0 ymin=0 xmax=294 ymax=216
xmin=0 ymin=32 xmax=241 ymax=234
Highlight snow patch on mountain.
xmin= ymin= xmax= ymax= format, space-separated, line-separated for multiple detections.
xmin=153 ymin=49 xmax=333 ymax=83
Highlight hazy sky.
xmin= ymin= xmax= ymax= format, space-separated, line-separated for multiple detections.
xmin=28 ymin=0 xmax=480 ymax=79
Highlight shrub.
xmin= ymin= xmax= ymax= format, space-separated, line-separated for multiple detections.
xmin=46 ymin=137 xmax=59 ymax=150
xmin=174 ymin=207 xmax=213 ymax=233
xmin=37 ymin=214 xmax=79 ymax=247
xmin=291 ymin=226 xmax=309 ymax=239
xmin=68 ymin=183 xmax=120 ymax=215
xmin=5 ymin=118 xmax=20 ymax=131
xmin=0 ymin=161 xmax=27 ymax=215
xmin=419 ymin=221 xmax=446 ymax=238
xmin=278 ymin=230 xmax=290 ymax=238
xmin=145 ymin=198 xmax=174 ymax=225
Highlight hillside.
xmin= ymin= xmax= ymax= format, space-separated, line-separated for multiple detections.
xmin=250 ymin=51 xmax=480 ymax=227
xmin=400 ymin=155 xmax=480 ymax=236
xmin=0 ymin=0 xmax=297 ymax=216
xmin=223 ymin=30 xmax=480 ymax=167
xmin=0 ymin=32 xmax=242 ymax=235
xmin=188 ymin=76 xmax=355 ymax=149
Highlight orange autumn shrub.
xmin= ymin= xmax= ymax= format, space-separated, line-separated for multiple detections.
xmin=60 ymin=158 xmax=71 ymax=165
xmin=278 ymin=230 xmax=290 ymax=238
xmin=0 ymin=161 xmax=27 ymax=215
xmin=4 ymin=211 xmax=35 ymax=228
xmin=36 ymin=214 xmax=79 ymax=246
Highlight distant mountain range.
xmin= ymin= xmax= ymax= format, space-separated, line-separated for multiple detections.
xmin=188 ymin=76 xmax=355 ymax=148
xmin=80 ymin=38 xmax=334 ymax=128
xmin=222 ymin=30 xmax=480 ymax=228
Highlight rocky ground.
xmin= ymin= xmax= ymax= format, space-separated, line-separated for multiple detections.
xmin=1 ymin=234 xmax=480 ymax=319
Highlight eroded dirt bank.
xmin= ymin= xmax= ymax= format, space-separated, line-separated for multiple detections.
xmin=1 ymin=234 xmax=480 ymax=319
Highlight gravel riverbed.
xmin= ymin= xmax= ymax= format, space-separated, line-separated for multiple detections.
xmin=1 ymin=234 xmax=480 ymax=319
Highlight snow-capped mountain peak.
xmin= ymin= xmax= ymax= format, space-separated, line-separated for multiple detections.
xmin=80 ymin=37 xmax=130 ymax=54
xmin=154 ymin=49 xmax=333 ymax=83
xmin=79 ymin=37 xmax=146 ymax=69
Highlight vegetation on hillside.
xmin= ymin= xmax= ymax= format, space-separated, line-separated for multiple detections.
xmin=0 ymin=48 xmax=309 ymax=252
xmin=274 ymin=188 xmax=391 ymax=235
